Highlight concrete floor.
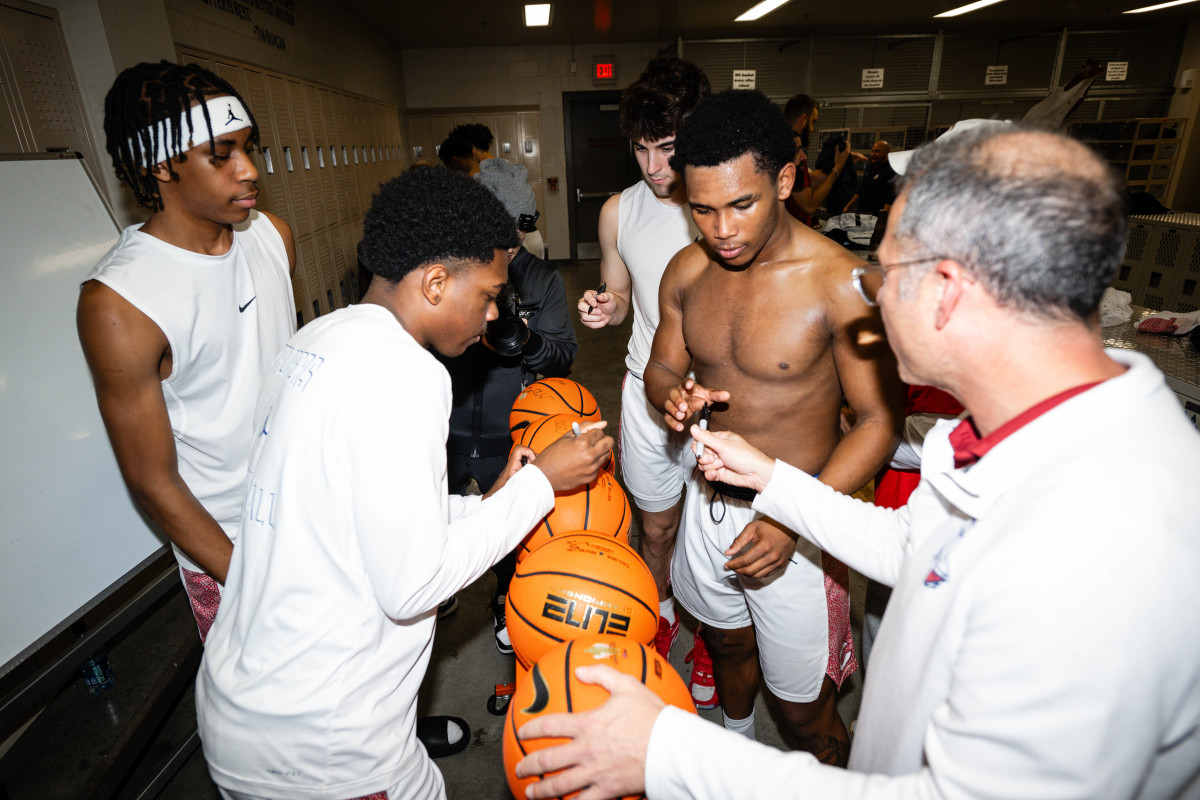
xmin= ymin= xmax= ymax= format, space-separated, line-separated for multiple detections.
xmin=1 ymin=260 xmax=868 ymax=799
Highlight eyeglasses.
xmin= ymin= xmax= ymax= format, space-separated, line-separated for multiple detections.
xmin=851 ymin=256 xmax=946 ymax=307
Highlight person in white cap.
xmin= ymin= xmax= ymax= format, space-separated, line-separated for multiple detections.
xmin=79 ymin=60 xmax=296 ymax=641
xmin=514 ymin=122 xmax=1200 ymax=800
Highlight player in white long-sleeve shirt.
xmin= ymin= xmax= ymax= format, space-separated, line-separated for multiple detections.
xmin=197 ymin=166 xmax=612 ymax=800
xmin=514 ymin=126 xmax=1200 ymax=799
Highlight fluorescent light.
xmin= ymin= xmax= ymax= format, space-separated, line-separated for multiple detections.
xmin=524 ymin=4 xmax=551 ymax=26
xmin=735 ymin=0 xmax=794 ymax=22
xmin=934 ymin=0 xmax=1006 ymax=16
xmin=1124 ymin=0 xmax=1196 ymax=12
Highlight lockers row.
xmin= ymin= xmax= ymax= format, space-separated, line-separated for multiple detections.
xmin=405 ymin=108 xmax=547 ymax=251
xmin=178 ymin=46 xmax=405 ymax=326
xmin=685 ymin=27 xmax=1184 ymax=100
xmin=1113 ymin=215 xmax=1200 ymax=313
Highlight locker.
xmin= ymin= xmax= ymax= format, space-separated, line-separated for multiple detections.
xmin=288 ymin=79 xmax=328 ymax=231
xmin=266 ymin=74 xmax=312 ymax=237
xmin=305 ymin=84 xmax=337 ymax=229
xmin=517 ymin=111 xmax=541 ymax=181
xmin=241 ymin=69 xmax=289 ymax=221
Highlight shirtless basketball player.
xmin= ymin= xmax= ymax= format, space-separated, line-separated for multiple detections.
xmin=644 ymin=89 xmax=902 ymax=764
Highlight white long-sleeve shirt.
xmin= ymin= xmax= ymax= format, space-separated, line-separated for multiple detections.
xmin=647 ymin=350 xmax=1200 ymax=799
xmin=197 ymin=304 xmax=554 ymax=800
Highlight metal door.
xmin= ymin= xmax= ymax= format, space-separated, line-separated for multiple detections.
xmin=563 ymin=91 xmax=638 ymax=261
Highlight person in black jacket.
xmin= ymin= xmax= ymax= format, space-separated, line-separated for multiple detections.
xmin=440 ymin=156 xmax=577 ymax=653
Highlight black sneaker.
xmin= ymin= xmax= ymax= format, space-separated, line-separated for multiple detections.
xmin=491 ymin=594 xmax=513 ymax=655
xmin=437 ymin=595 xmax=458 ymax=619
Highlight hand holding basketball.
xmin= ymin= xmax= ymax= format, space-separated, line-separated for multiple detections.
xmin=516 ymin=664 xmax=660 ymax=800
xmin=530 ymin=422 xmax=613 ymax=493
xmin=690 ymin=425 xmax=775 ymax=493
xmin=664 ymin=378 xmax=729 ymax=432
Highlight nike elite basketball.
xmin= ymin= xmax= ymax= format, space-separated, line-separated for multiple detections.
xmin=506 ymin=533 xmax=658 ymax=669
xmin=517 ymin=472 xmax=631 ymax=564
xmin=510 ymin=378 xmax=601 ymax=440
xmin=503 ymin=635 xmax=696 ymax=800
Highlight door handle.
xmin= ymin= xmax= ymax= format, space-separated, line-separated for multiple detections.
xmin=576 ymin=189 xmax=618 ymax=202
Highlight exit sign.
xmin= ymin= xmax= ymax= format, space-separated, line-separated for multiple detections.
xmin=592 ymin=56 xmax=617 ymax=85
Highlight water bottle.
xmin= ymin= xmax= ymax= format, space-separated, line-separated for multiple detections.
xmin=81 ymin=651 xmax=115 ymax=694
xmin=73 ymin=623 xmax=115 ymax=694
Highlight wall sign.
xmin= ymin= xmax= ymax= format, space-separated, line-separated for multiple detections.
xmin=732 ymin=70 xmax=756 ymax=89
xmin=197 ymin=0 xmax=295 ymax=50
xmin=1106 ymin=61 xmax=1129 ymax=82
xmin=592 ymin=56 xmax=618 ymax=85
xmin=861 ymin=68 xmax=885 ymax=89
xmin=985 ymin=65 xmax=1009 ymax=86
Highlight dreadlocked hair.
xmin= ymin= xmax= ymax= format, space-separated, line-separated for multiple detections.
xmin=104 ymin=60 xmax=260 ymax=211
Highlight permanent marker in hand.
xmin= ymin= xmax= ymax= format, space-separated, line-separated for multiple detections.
xmin=695 ymin=403 xmax=711 ymax=457
xmin=571 ymin=421 xmax=582 ymax=437
xmin=586 ymin=282 xmax=607 ymax=314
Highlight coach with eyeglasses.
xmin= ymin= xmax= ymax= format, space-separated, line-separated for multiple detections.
xmin=513 ymin=123 xmax=1200 ymax=799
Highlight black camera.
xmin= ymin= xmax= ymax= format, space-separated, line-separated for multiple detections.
xmin=486 ymin=284 xmax=539 ymax=358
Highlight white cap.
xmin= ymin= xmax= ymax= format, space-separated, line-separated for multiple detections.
xmin=889 ymin=118 xmax=1014 ymax=175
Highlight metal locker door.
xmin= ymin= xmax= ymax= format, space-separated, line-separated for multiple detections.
xmin=0 ymin=4 xmax=101 ymax=168
xmin=322 ymin=88 xmax=350 ymax=222
xmin=287 ymin=78 xmax=326 ymax=232
xmin=305 ymin=83 xmax=336 ymax=230
xmin=240 ymin=69 xmax=289 ymax=223
xmin=265 ymin=74 xmax=311 ymax=238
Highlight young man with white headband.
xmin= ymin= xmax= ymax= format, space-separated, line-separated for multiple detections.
xmin=78 ymin=60 xmax=296 ymax=641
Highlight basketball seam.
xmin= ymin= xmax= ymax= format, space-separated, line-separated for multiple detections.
xmin=564 ymin=640 xmax=575 ymax=714
xmin=509 ymin=599 xmax=567 ymax=649
xmin=515 ymin=570 xmax=657 ymax=619
xmin=509 ymin=697 xmax=530 ymax=757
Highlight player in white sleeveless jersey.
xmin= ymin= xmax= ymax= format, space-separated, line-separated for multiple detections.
xmin=576 ymin=56 xmax=716 ymax=703
xmin=79 ymin=61 xmax=295 ymax=641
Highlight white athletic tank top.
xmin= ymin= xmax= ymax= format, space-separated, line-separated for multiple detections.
xmin=616 ymin=180 xmax=698 ymax=376
xmin=86 ymin=210 xmax=296 ymax=572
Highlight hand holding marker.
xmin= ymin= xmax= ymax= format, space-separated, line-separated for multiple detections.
xmin=586 ymin=282 xmax=606 ymax=314
xmin=695 ymin=402 xmax=711 ymax=457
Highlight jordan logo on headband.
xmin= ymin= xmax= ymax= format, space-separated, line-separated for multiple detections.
xmin=226 ymin=103 xmax=244 ymax=125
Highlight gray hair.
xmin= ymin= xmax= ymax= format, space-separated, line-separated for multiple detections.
xmin=893 ymin=125 xmax=1126 ymax=322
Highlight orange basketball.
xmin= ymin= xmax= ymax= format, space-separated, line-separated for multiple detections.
xmin=511 ymin=378 xmax=601 ymax=440
xmin=503 ymin=635 xmax=696 ymax=800
xmin=516 ymin=414 xmax=588 ymax=454
xmin=507 ymin=533 xmax=658 ymax=669
xmin=517 ymin=472 xmax=631 ymax=564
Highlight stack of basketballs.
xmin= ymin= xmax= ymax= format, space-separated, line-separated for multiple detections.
xmin=502 ymin=378 xmax=697 ymax=799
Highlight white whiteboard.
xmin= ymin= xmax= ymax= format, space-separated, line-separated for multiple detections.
xmin=0 ymin=157 xmax=165 ymax=673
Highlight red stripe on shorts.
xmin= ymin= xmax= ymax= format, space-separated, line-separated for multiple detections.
xmin=821 ymin=552 xmax=857 ymax=688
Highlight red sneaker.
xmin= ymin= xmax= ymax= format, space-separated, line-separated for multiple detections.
xmin=684 ymin=627 xmax=720 ymax=710
xmin=654 ymin=615 xmax=680 ymax=659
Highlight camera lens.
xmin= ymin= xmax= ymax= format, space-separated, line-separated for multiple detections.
xmin=486 ymin=317 xmax=525 ymax=357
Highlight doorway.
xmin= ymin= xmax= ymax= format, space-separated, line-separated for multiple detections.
xmin=563 ymin=91 xmax=640 ymax=261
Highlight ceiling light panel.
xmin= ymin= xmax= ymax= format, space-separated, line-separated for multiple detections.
xmin=524 ymin=4 xmax=551 ymax=26
xmin=735 ymin=0 xmax=794 ymax=22
xmin=934 ymin=0 xmax=1006 ymax=16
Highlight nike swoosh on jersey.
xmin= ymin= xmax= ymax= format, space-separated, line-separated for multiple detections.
xmin=239 ymin=296 xmax=257 ymax=313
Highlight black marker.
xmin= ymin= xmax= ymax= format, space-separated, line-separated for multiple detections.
xmin=586 ymin=281 xmax=607 ymax=314
xmin=695 ymin=402 xmax=712 ymax=457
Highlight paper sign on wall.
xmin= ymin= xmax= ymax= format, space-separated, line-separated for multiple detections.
xmin=862 ymin=68 xmax=885 ymax=89
xmin=733 ymin=70 xmax=757 ymax=89
xmin=985 ymin=65 xmax=1009 ymax=86
xmin=1106 ymin=62 xmax=1129 ymax=82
